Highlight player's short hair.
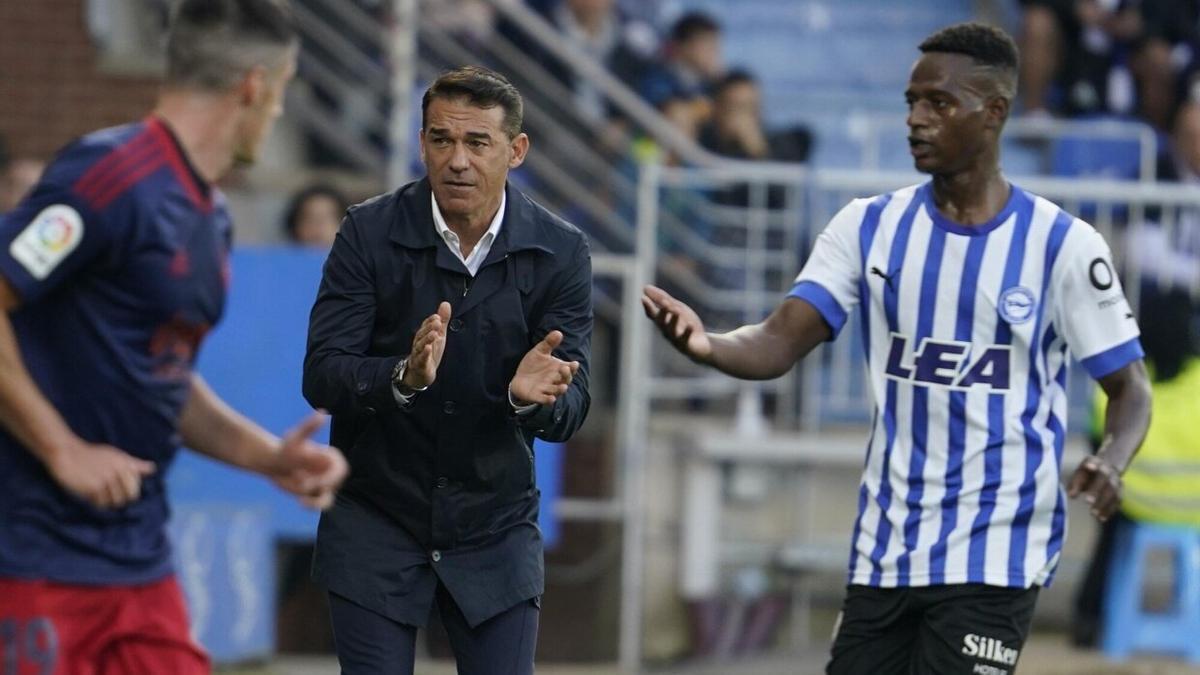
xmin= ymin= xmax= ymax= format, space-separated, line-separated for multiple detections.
xmin=166 ymin=0 xmax=297 ymax=92
xmin=422 ymin=66 xmax=524 ymax=140
xmin=670 ymin=11 xmax=720 ymax=44
xmin=919 ymin=22 xmax=1019 ymax=99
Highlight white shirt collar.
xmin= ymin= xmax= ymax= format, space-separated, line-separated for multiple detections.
xmin=431 ymin=189 xmax=506 ymax=276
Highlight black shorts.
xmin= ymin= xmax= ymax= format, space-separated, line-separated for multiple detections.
xmin=827 ymin=584 xmax=1039 ymax=675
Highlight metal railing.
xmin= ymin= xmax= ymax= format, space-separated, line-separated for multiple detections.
xmin=854 ymin=114 xmax=1160 ymax=180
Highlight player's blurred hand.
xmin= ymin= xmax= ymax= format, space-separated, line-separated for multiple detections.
xmin=404 ymin=301 xmax=451 ymax=389
xmin=48 ymin=441 xmax=156 ymax=510
xmin=642 ymin=285 xmax=713 ymax=364
xmin=510 ymin=330 xmax=579 ymax=406
xmin=1067 ymin=454 xmax=1123 ymax=522
xmin=269 ymin=411 xmax=348 ymax=510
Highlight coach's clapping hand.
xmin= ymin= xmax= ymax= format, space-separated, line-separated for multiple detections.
xmin=269 ymin=411 xmax=348 ymax=511
xmin=404 ymin=301 xmax=452 ymax=389
xmin=49 ymin=440 xmax=156 ymax=510
xmin=509 ymin=331 xmax=580 ymax=406
xmin=641 ymin=285 xmax=713 ymax=364
xmin=1067 ymin=455 xmax=1123 ymax=522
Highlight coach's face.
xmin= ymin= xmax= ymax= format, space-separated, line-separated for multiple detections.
xmin=421 ymin=97 xmax=529 ymax=228
xmin=905 ymin=52 xmax=996 ymax=175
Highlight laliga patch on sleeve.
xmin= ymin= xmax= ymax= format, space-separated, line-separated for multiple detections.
xmin=8 ymin=204 xmax=84 ymax=280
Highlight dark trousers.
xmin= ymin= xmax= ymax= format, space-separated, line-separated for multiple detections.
xmin=329 ymin=584 xmax=539 ymax=675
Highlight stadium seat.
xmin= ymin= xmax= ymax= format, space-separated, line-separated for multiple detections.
xmin=1101 ymin=520 xmax=1200 ymax=664
xmin=1049 ymin=123 xmax=1145 ymax=181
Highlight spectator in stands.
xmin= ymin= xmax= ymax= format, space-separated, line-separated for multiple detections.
xmin=1123 ymin=100 xmax=1200 ymax=294
xmin=1160 ymin=98 xmax=1200 ymax=183
xmin=699 ymin=70 xmax=811 ymax=164
xmin=1128 ymin=0 xmax=1199 ymax=131
xmin=541 ymin=0 xmax=657 ymax=123
xmin=283 ymin=183 xmax=347 ymax=248
xmin=1018 ymin=0 xmax=1193 ymax=129
xmin=639 ymin=11 xmax=724 ymax=123
xmin=0 ymin=156 xmax=45 ymax=215
xmin=1072 ymin=288 xmax=1200 ymax=647
xmin=698 ymin=70 xmax=810 ymax=209
xmin=699 ymin=70 xmax=769 ymax=161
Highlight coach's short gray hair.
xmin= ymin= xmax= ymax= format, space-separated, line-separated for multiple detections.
xmin=166 ymin=0 xmax=297 ymax=91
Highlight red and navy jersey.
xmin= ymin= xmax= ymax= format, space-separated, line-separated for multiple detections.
xmin=0 ymin=117 xmax=231 ymax=584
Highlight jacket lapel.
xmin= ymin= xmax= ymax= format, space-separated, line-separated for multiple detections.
xmin=388 ymin=178 xmax=469 ymax=276
xmin=455 ymin=184 xmax=552 ymax=316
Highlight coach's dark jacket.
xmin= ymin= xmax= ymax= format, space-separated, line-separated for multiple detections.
xmin=302 ymin=178 xmax=592 ymax=627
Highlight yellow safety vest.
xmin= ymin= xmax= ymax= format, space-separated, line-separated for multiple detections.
xmin=1093 ymin=359 xmax=1200 ymax=526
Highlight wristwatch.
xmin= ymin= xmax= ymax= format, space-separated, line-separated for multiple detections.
xmin=391 ymin=357 xmax=428 ymax=397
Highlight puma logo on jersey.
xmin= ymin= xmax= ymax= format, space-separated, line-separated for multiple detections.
xmin=963 ymin=633 xmax=1019 ymax=666
xmin=884 ymin=334 xmax=1011 ymax=391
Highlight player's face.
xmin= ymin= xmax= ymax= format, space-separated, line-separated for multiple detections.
xmin=905 ymin=53 xmax=991 ymax=175
xmin=234 ymin=48 xmax=298 ymax=167
xmin=420 ymin=97 xmax=528 ymax=226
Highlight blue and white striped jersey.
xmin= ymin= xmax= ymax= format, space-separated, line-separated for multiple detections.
xmin=790 ymin=182 xmax=1143 ymax=589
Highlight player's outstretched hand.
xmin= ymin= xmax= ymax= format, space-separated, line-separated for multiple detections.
xmin=404 ymin=301 xmax=452 ymax=390
xmin=1067 ymin=455 xmax=1122 ymax=522
xmin=270 ymin=411 xmax=348 ymax=510
xmin=510 ymin=330 xmax=579 ymax=406
xmin=48 ymin=441 xmax=156 ymax=510
xmin=641 ymin=285 xmax=712 ymax=364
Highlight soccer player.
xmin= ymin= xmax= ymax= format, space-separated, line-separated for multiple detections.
xmin=643 ymin=23 xmax=1151 ymax=674
xmin=0 ymin=2 xmax=347 ymax=674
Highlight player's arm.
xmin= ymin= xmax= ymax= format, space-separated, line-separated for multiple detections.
xmin=0 ymin=276 xmax=156 ymax=509
xmin=642 ymin=198 xmax=866 ymax=378
xmin=0 ymin=177 xmax=160 ymax=510
xmin=178 ymin=374 xmax=347 ymax=509
xmin=1057 ymin=226 xmax=1152 ymax=521
xmin=1068 ymin=360 xmax=1152 ymax=520
xmin=642 ymin=286 xmax=831 ymax=380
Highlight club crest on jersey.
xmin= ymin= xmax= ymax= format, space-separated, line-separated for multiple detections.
xmin=997 ymin=286 xmax=1036 ymax=324
xmin=884 ymin=333 xmax=1011 ymax=391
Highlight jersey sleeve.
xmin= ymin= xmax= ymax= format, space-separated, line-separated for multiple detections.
xmin=0 ymin=156 xmax=126 ymax=305
xmin=1052 ymin=224 xmax=1144 ymax=379
xmin=786 ymin=198 xmax=868 ymax=338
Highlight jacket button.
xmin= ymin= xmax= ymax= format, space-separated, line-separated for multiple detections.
xmin=356 ymin=382 xmax=369 ymax=394
xmin=365 ymin=406 xmax=376 ymax=416
xmin=431 ymin=550 xmax=442 ymax=563
xmin=449 ymin=318 xmax=463 ymax=332
xmin=435 ymin=476 xmax=448 ymax=488
xmin=443 ymin=401 xmax=457 ymax=415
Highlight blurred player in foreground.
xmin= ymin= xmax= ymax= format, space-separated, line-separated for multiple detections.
xmin=0 ymin=1 xmax=347 ymax=673
xmin=644 ymin=22 xmax=1151 ymax=674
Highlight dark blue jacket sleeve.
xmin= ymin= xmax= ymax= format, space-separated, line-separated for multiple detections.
xmin=517 ymin=236 xmax=592 ymax=441
xmin=302 ymin=211 xmax=402 ymax=415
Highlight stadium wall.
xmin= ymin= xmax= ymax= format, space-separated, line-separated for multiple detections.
xmin=0 ymin=0 xmax=159 ymax=160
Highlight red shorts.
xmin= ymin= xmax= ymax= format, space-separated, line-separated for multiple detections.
xmin=0 ymin=575 xmax=209 ymax=675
